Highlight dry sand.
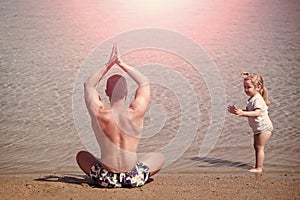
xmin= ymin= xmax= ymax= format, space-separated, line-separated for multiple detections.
xmin=1 ymin=173 xmax=299 ymax=200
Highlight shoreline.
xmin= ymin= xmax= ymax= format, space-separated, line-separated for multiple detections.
xmin=1 ymin=172 xmax=299 ymax=200
xmin=2 ymin=168 xmax=299 ymax=177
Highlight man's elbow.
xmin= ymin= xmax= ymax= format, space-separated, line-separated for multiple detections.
xmin=143 ymin=77 xmax=150 ymax=86
xmin=84 ymin=81 xmax=90 ymax=89
xmin=83 ymin=81 xmax=92 ymax=94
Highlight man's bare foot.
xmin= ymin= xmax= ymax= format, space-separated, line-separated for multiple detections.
xmin=248 ymin=167 xmax=263 ymax=173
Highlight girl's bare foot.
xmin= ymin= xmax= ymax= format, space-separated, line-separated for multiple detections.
xmin=248 ymin=167 xmax=263 ymax=173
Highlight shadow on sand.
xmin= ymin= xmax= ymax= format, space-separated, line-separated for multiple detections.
xmin=190 ymin=156 xmax=251 ymax=170
xmin=34 ymin=174 xmax=154 ymax=188
xmin=34 ymin=174 xmax=92 ymax=186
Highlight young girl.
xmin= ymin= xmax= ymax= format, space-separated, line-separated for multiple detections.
xmin=228 ymin=72 xmax=273 ymax=173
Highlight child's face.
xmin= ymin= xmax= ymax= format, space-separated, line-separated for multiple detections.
xmin=243 ymin=79 xmax=259 ymax=97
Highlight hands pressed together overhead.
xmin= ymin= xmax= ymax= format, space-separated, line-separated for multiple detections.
xmin=105 ymin=43 xmax=124 ymax=70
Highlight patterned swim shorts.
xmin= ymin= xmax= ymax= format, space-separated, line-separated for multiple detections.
xmin=90 ymin=162 xmax=150 ymax=188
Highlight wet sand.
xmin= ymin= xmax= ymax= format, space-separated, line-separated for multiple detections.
xmin=1 ymin=173 xmax=299 ymax=200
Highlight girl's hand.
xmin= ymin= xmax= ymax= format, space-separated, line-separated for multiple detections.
xmin=227 ymin=105 xmax=236 ymax=114
xmin=227 ymin=105 xmax=244 ymax=116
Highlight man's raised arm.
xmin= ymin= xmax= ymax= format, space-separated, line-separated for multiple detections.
xmin=84 ymin=48 xmax=117 ymax=116
xmin=116 ymin=57 xmax=150 ymax=115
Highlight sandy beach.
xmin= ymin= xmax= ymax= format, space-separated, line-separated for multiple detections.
xmin=1 ymin=173 xmax=299 ymax=200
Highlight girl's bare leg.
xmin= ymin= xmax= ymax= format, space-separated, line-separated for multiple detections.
xmin=250 ymin=131 xmax=272 ymax=173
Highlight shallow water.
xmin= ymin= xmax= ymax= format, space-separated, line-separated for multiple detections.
xmin=1 ymin=0 xmax=300 ymax=174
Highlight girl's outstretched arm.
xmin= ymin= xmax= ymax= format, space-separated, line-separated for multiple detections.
xmin=227 ymin=105 xmax=260 ymax=117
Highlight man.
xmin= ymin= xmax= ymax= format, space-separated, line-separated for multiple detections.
xmin=76 ymin=45 xmax=164 ymax=188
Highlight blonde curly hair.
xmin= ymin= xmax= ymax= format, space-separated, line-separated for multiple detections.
xmin=241 ymin=72 xmax=271 ymax=106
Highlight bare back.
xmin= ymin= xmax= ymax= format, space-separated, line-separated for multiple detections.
xmin=92 ymin=106 xmax=144 ymax=172
xmin=83 ymin=55 xmax=150 ymax=173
